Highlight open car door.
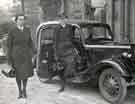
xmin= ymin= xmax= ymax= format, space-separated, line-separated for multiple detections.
xmin=36 ymin=24 xmax=59 ymax=80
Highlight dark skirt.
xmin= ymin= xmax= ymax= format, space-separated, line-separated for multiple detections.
xmin=12 ymin=53 xmax=33 ymax=80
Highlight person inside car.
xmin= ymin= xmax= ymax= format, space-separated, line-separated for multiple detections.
xmin=83 ymin=27 xmax=93 ymax=44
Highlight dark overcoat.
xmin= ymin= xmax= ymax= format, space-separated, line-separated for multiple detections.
xmin=54 ymin=24 xmax=76 ymax=77
xmin=7 ymin=26 xmax=34 ymax=80
xmin=54 ymin=24 xmax=75 ymax=57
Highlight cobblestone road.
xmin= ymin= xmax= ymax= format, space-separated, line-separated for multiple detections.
xmin=0 ymin=64 xmax=135 ymax=104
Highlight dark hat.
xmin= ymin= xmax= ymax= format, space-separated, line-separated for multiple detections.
xmin=15 ymin=13 xmax=26 ymax=22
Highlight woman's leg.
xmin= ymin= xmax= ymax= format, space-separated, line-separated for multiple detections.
xmin=16 ymin=79 xmax=22 ymax=98
xmin=22 ymin=79 xmax=28 ymax=98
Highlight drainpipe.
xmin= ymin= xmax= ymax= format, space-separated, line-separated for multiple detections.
xmin=125 ymin=0 xmax=130 ymax=42
xmin=21 ymin=0 xmax=25 ymax=14
xmin=111 ymin=0 xmax=114 ymax=34
xmin=120 ymin=0 xmax=125 ymax=42
xmin=59 ymin=0 xmax=65 ymax=16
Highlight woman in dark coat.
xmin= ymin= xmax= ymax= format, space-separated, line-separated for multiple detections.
xmin=7 ymin=14 xmax=34 ymax=98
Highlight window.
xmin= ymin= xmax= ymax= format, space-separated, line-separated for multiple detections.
xmin=40 ymin=28 xmax=54 ymax=44
xmin=81 ymin=25 xmax=112 ymax=44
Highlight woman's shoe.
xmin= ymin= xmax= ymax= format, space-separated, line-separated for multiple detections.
xmin=17 ymin=91 xmax=23 ymax=99
xmin=58 ymin=86 xmax=64 ymax=92
xmin=17 ymin=95 xmax=22 ymax=99
xmin=22 ymin=90 xmax=27 ymax=98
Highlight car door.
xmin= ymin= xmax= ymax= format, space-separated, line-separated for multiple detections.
xmin=82 ymin=24 xmax=113 ymax=64
xmin=36 ymin=24 xmax=58 ymax=79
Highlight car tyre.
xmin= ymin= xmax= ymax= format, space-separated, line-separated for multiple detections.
xmin=99 ymin=68 xmax=127 ymax=104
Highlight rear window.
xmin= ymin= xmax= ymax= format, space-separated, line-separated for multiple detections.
xmin=41 ymin=28 xmax=54 ymax=40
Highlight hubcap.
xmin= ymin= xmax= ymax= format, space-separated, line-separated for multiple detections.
xmin=103 ymin=74 xmax=120 ymax=97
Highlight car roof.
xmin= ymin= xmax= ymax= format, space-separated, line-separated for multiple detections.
xmin=36 ymin=19 xmax=113 ymax=39
xmin=38 ymin=19 xmax=110 ymax=28
xmin=36 ymin=19 xmax=111 ymax=33
xmin=36 ymin=19 xmax=114 ymax=43
xmin=58 ymin=19 xmax=107 ymax=25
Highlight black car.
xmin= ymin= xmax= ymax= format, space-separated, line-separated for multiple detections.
xmin=35 ymin=19 xmax=135 ymax=104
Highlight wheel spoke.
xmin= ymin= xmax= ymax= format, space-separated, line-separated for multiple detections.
xmin=103 ymin=73 xmax=121 ymax=97
xmin=99 ymin=69 xmax=127 ymax=103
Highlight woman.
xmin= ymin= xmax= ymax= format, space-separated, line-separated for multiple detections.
xmin=7 ymin=14 xmax=34 ymax=99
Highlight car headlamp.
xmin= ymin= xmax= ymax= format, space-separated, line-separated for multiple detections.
xmin=122 ymin=52 xmax=131 ymax=58
xmin=127 ymin=54 xmax=132 ymax=58
xmin=122 ymin=52 xmax=128 ymax=57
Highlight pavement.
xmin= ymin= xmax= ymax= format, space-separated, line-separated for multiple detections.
xmin=0 ymin=64 xmax=135 ymax=104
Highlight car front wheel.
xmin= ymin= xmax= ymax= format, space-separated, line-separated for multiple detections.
xmin=99 ymin=68 xmax=127 ymax=104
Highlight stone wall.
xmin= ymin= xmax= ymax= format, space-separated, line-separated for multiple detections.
xmin=64 ymin=0 xmax=83 ymax=19
xmin=39 ymin=0 xmax=93 ymax=20
xmin=129 ymin=0 xmax=135 ymax=43
xmin=106 ymin=0 xmax=135 ymax=42
xmin=39 ymin=0 xmax=61 ymax=20
xmin=23 ymin=0 xmax=94 ymax=46
xmin=24 ymin=0 xmax=40 ymax=46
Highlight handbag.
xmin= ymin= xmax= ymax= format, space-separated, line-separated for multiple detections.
xmin=1 ymin=68 xmax=16 ymax=78
xmin=8 ymin=68 xmax=16 ymax=78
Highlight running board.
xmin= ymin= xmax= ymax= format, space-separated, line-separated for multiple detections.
xmin=127 ymin=82 xmax=135 ymax=86
xmin=68 ymin=76 xmax=90 ymax=83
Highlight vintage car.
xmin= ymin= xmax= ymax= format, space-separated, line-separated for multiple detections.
xmin=35 ymin=19 xmax=135 ymax=104
xmin=0 ymin=22 xmax=14 ymax=63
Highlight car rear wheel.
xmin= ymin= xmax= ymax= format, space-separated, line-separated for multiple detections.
xmin=99 ymin=68 xmax=127 ymax=104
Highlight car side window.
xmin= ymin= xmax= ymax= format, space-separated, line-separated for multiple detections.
xmin=81 ymin=27 xmax=93 ymax=44
xmin=82 ymin=28 xmax=92 ymax=40
xmin=82 ymin=26 xmax=112 ymax=45
xmin=92 ymin=27 xmax=106 ymax=39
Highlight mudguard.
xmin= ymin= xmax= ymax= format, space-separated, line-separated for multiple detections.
xmin=92 ymin=58 xmax=130 ymax=77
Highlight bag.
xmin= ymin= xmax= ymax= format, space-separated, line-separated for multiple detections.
xmin=56 ymin=61 xmax=65 ymax=72
xmin=1 ymin=68 xmax=16 ymax=78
